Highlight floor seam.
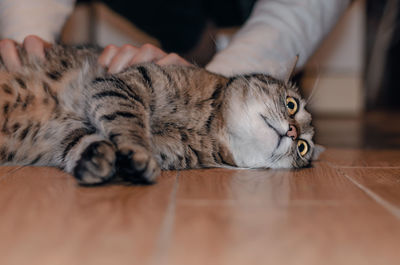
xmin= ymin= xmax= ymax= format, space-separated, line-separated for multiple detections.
xmin=150 ymin=171 xmax=179 ymax=265
xmin=337 ymin=168 xmax=400 ymax=220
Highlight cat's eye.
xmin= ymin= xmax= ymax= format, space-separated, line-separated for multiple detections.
xmin=297 ymin=140 xmax=309 ymax=157
xmin=286 ymin=97 xmax=298 ymax=116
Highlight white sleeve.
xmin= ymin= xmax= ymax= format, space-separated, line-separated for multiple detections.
xmin=206 ymin=0 xmax=350 ymax=79
xmin=0 ymin=0 xmax=76 ymax=42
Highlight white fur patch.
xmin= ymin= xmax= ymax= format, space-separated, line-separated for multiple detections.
xmin=224 ymin=78 xmax=315 ymax=169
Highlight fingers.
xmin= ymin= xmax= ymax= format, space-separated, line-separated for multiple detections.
xmin=107 ymin=44 xmax=139 ymax=74
xmin=129 ymin=43 xmax=166 ymax=65
xmin=0 ymin=39 xmax=22 ymax=71
xmin=100 ymin=43 xmax=192 ymax=74
xmin=107 ymin=43 xmax=166 ymax=74
xmin=156 ymin=52 xmax=191 ymax=67
xmin=0 ymin=35 xmax=51 ymax=72
xmin=23 ymin=35 xmax=51 ymax=60
xmin=98 ymin=44 xmax=119 ymax=68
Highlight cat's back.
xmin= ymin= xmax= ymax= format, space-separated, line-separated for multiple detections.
xmin=0 ymin=46 xmax=102 ymax=141
xmin=0 ymin=44 xmax=100 ymax=72
xmin=117 ymin=62 xmax=228 ymax=112
xmin=0 ymin=45 xmax=101 ymax=93
xmin=0 ymin=45 xmax=102 ymax=111
xmin=113 ymin=62 xmax=229 ymax=132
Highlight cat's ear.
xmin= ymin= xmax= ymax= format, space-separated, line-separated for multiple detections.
xmin=312 ymin=144 xmax=325 ymax=161
xmin=284 ymin=55 xmax=299 ymax=85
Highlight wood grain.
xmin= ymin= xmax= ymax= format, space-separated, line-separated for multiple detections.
xmin=321 ymin=148 xmax=400 ymax=167
xmin=1 ymin=147 xmax=400 ymax=264
xmin=163 ymin=204 xmax=400 ymax=265
xmin=340 ymin=168 xmax=400 ymax=209
xmin=163 ymin=160 xmax=400 ymax=265
xmin=0 ymin=166 xmax=177 ymax=265
xmin=176 ymin=162 xmax=375 ymax=205
xmin=0 ymin=166 xmax=23 ymax=179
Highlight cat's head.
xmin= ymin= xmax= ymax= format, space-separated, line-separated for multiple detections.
xmin=224 ymin=74 xmax=323 ymax=169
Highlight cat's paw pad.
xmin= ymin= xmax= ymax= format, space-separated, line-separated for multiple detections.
xmin=73 ymin=141 xmax=116 ymax=185
xmin=116 ymin=147 xmax=160 ymax=184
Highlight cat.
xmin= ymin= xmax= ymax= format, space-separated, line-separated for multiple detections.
xmin=0 ymin=45 xmax=322 ymax=185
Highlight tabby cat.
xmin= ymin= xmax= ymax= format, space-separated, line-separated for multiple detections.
xmin=0 ymin=45 xmax=321 ymax=185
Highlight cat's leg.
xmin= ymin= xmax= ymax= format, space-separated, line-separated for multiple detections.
xmin=69 ymin=136 xmax=117 ymax=185
xmin=56 ymin=121 xmax=117 ymax=185
xmin=85 ymin=75 xmax=160 ymax=184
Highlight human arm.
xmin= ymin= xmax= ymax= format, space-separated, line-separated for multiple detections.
xmin=0 ymin=0 xmax=188 ymax=72
xmin=205 ymin=0 xmax=351 ymax=79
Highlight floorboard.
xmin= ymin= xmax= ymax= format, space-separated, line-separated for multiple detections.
xmin=1 ymin=111 xmax=400 ymax=264
xmin=0 ymin=167 xmax=177 ymax=265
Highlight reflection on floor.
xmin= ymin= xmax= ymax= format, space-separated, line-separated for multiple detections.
xmin=0 ymin=111 xmax=399 ymax=265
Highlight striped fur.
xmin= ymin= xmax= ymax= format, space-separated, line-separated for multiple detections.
xmin=0 ymin=45 xmax=317 ymax=185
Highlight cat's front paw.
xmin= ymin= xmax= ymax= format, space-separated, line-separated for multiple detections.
xmin=73 ymin=141 xmax=116 ymax=185
xmin=116 ymin=146 xmax=160 ymax=184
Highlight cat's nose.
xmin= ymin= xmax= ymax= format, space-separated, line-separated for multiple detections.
xmin=286 ymin=124 xmax=298 ymax=140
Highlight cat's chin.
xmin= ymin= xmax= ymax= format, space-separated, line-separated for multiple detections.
xmin=266 ymin=157 xmax=295 ymax=169
xmin=227 ymin=135 xmax=279 ymax=169
xmin=227 ymin=135 xmax=298 ymax=169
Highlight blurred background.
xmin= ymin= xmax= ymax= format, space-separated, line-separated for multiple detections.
xmin=61 ymin=0 xmax=400 ymax=149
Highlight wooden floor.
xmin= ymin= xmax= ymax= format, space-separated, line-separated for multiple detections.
xmin=1 ymin=111 xmax=400 ymax=265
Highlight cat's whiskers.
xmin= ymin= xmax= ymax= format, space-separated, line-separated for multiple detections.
xmin=241 ymin=75 xmax=251 ymax=89
xmin=306 ymin=65 xmax=320 ymax=105
xmin=0 ymin=45 xmax=317 ymax=180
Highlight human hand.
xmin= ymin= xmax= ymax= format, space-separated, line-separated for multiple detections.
xmin=98 ymin=43 xmax=192 ymax=74
xmin=0 ymin=35 xmax=51 ymax=71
